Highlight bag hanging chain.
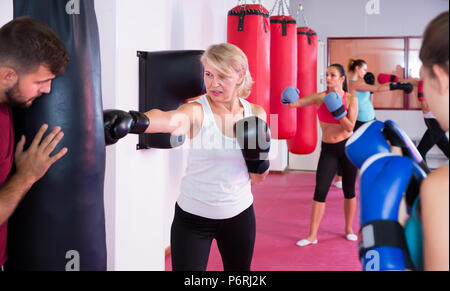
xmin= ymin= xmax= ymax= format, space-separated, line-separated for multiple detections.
xmin=269 ymin=0 xmax=291 ymax=17
xmin=297 ymin=3 xmax=309 ymax=27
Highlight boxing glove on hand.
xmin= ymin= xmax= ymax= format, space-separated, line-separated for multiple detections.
xmin=235 ymin=116 xmax=271 ymax=174
xmin=359 ymin=154 xmax=415 ymax=271
xmin=364 ymin=72 xmax=375 ymax=85
xmin=364 ymin=72 xmax=375 ymax=94
xmin=345 ymin=120 xmax=391 ymax=169
xmin=281 ymin=86 xmax=300 ymax=105
xmin=103 ymin=110 xmax=150 ymax=145
xmin=378 ymin=73 xmax=398 ymax=84
xmin=346 ymin=119 xmax=430 ymax=173
xmin=390 ymin=82 xmax=414 ymax=94
xmin=323 ymin=92 xmax=347 ymax=120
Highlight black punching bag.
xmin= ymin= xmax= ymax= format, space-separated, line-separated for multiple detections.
xmin=137 ymin=50 xmax=206 ymax=149
xmin=8 ymin=0 xmax=106 ymax=271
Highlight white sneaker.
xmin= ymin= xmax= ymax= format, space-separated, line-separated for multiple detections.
xmin=296 ymin=239 xmax=318 ymax=247
xmin=333 ymin=181 xmax=343 ymax=189
xmin=346 ymin=234 xmax=358 ymax=241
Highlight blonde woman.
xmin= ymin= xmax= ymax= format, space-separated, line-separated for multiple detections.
xmin=104 ymin=43 xmax=270 ymax=270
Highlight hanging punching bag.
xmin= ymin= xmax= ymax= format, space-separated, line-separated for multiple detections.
xmin=8 ymin=0 xmax=106 ymax=271
xmin=269 ymin=15 xmax=297 ymax=139
xmin=287 ymin=27 xmax=318 ymax=154
xmin=227 ymin=3 xmax=271 ymax=123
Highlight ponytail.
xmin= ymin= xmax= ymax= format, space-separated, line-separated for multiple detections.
xmin=347 ymin=59 xmax=355 ymax=72
xmin=347 ymin=58 xmax=366 ymax=73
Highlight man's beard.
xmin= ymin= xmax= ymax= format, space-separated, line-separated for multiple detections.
xmin=5 ymin=81 xmax=32 ymax=109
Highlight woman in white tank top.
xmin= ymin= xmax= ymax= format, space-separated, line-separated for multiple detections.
xmin=138 ymin=43 xmax=269 ymax=270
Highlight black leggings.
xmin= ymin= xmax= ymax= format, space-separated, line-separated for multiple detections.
xmin=417 ymin=118 xmax=449 ymax=159
xmin=314 ymin=139 xmax=358 ymax=203
xmin=170 ymin=203 xmax=256 ymax=271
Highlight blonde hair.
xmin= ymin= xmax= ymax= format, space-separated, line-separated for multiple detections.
xmin=201 ymin=43 xmax=253 ymax=98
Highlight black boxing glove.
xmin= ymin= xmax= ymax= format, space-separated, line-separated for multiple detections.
xmin=364 ymin=72 xmax=375 ymax=85
xmin=235 ymin=116 xmax=271 ymax=174
xmin=103 ymin=110 xmax=150 ymax=145
xmin=390 ymin=82 xmax=414 ymax=94
xmin=364 ymin=72 xmax=375 ymax=94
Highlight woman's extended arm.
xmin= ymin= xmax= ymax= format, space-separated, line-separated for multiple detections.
xmin=144 ymin=102 xmax=203 ymax=137
xmin=288 ymin=92 xmax=324 ymax=108
xmin=349 ymin=79 xmax=391 ymax=93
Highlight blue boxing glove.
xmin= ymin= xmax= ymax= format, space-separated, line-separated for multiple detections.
xmin=346 ymin=119 xmax=430 ymax=174
xmin=359 ymin=153 xmax=416 ymax=271
xmin=323 ymin=92 xmax=347 ymax=120
xmin=281 ymin=86 xmax=300 ymax=105
xmin=345 ymin=120 xmax=391 ymax=169
xmin=383 ymin=120 xmax=430 ymax=174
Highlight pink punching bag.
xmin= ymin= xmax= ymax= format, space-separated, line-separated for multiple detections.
xmin=269 ymin=14 xmax=297 ymax=139
xmin=287 ymin=27 xmax=318 ymax=154
xmin=227 ymin=3 xmax=270 ymax=123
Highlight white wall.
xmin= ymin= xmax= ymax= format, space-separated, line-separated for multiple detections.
xmin=290 ymin=0 xmax=449 ymax=38
xmin=0 ymin=1 xmax=12 ymax=27
xmin=96 ymin=0 xmax=184 ymax=271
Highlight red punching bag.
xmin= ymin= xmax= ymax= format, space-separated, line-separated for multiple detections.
xmin=287 ymin=27 xmax=318 ymax=154
xmin=269 ymin=14 xmax=297 ymax=139
xmin=227 ymin=2 xmax=270 ymax=123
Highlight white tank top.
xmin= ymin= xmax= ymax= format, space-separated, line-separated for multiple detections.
xmin=177 ymin=95 xmax=254 ymax=219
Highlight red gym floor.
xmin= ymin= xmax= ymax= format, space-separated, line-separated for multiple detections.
xmin=165 ymin=171 xmax=361 ymax=271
